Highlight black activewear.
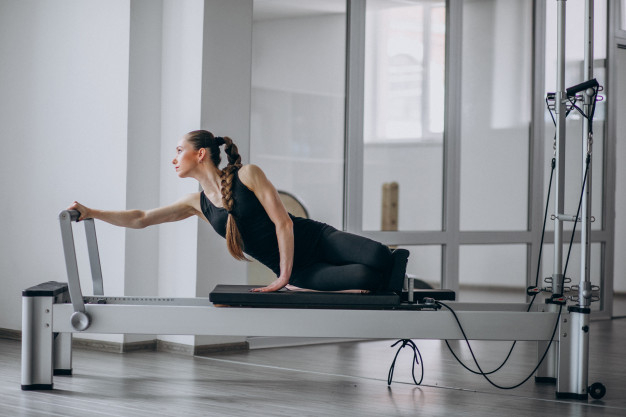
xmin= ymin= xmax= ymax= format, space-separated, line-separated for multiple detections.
xmin=200 ymin=171 xmax=394 ymax=291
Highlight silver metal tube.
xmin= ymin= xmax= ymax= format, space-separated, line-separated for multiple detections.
xmin=21 ymin=296 xmax=54 ymax=389
xmin=579 ymin=0 xmax=594 ymax=309
xmin=53 ymin=332 xmax=73 ymax=375
xmin=557 ymin=310 xmax=590 ymax=398
xmin=84 ymin=219 xmax=104 ymax=296
xmin=558 ymin=0 xmax=594 ymax=401
xmin=535 ymin=303 xmax=560 ymax=381
xmin=58 ymin=211 xmax=87 ymax=314
xmin=553 ymin=0 xmax=568 ymax=294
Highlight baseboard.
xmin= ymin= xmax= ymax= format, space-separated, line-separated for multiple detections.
xmin=193 ymin=342 xmax=249 ymax=356
xmin=246 ymin=337 xmax=357 ymax=350
xmin=122 ymin=339 xmax=158 ymax=353
xmin=155 ymin=340 xmax=195 ymax=355
xmin=0 ymin=328 xmax=21 ymax=341
xmin=72 ymin=338 xmax=128 ymax=354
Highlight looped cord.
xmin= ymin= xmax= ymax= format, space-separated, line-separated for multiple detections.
xmin=387 ymin=339 xmax=424 ymax=386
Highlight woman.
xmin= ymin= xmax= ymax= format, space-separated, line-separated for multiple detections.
xmin=69 ymin=130 xmax=409 ymax=293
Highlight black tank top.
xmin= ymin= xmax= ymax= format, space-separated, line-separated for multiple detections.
xmin=200 ymin=171 xmax=327 ymax=276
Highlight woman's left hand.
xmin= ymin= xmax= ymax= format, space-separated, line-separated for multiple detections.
xmin=250 ymin=275 xmax=290 ymax=292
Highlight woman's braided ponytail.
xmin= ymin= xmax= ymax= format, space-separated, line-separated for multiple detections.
xmin=220 ymin=137 xmax=247 ymax=261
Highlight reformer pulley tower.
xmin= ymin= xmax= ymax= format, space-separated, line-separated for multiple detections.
xmin=541 ymin=0 xmax=605 ymax=400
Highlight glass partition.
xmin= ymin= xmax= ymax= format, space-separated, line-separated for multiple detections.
xmin=362 ymin=0 xmax=446 ymax=232
xmin=459 ymin=244 xmax=528 ymax=303
xmin=459 ymin=0 xmax=533 ymax=231
xmin=397 ymin=245 xmax=442 ymax=289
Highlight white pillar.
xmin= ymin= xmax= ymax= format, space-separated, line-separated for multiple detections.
xmin=195 ymin=0 xmax=253 ymax=348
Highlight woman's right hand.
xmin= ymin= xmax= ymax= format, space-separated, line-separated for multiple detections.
xmin=67 ymin=201 xmax=92 ymax=222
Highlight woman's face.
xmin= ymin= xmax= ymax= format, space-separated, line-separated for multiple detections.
xmin=172 ymin=137 xmax=200 ymax=178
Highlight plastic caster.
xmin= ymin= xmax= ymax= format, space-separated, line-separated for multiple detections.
xmin=588 ymin=382 xmax=606 ymax=400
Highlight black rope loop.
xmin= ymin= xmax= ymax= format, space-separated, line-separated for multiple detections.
xmin=387 ymin=339 xmax=424 ymax=386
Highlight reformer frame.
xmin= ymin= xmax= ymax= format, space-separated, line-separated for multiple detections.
xmin=23 ymin=209 xmax=577 ymax=397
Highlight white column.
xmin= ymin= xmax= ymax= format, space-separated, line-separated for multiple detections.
xmin=158 ymin=0 xmax=206 ymax=347
xmin=123 ymin=0 xmax=164 ymax=345
xmin=195 ymin=0 xmax=253 ymax=348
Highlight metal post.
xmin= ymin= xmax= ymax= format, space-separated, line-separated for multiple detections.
xmin=21 ymin=293 xmax=55 ymax=390
xmin=579 ymin=0 xmax=594 ymax=311
xmin=53 ymin=332 xmax=73 ymax=376
xmin=557 ymin=308 xmax=590 ymax=399
xmin=552 ymin=0 xmax=567 ymax=295
xmin=537 ymin=0 xmax=568 ymax=385
xmin=557 ymin=0 xmax=594 ymax=400
xmin=535 ymin=303 xmax=558 ymax=382
xmin=22 ymin=282 xmax=72 ymax=390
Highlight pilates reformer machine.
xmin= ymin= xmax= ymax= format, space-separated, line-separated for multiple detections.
xmin=20 ymin=205 xmax=604 ymax=399
xmin=18 ymin=209 xmax=571 ymax=393
xmin=21 ymin=0 xmax=606 ymax=400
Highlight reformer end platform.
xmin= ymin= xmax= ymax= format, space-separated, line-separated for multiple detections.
xmin=209 ymin=285 xmax=455 ymax=309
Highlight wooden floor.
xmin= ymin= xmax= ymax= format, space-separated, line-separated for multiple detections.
xmin=2 ymin=316 xmax=625 ymax=417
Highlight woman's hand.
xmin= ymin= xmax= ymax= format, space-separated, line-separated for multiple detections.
xmin=250 ymin=275 xmax=290 ymax=292
xmin=67 ymin=201 xmax=92 ymax=221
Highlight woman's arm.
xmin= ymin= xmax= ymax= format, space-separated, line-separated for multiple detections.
xmin=238 ymin=164 xmax=294 ymax=293
xmin=68 ymin=193 xmax=203 ymax=229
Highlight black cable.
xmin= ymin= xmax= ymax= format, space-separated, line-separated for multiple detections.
xmin=438 ymin=153 xmax=588 ymax=390
xmin=444 ymin=156 xmax=556 ymax=377
xmin=444 ymin=339 xmax=516 ymax=376
xmin=437 ymin=300 xmax=563 ymax=390
xmin=387 ymin=339 xmax=424 ymax=386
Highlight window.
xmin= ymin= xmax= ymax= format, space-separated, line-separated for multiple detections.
xmin=364 ymin=1 xmax=445 ymax=143
xmin=362 ymin=0 xmax=446 ymax=232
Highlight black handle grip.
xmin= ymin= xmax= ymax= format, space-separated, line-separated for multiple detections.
xmin=60 ymin=209 xmax=81 ymax=222
xmin=566 ymin=78 xmax=599 ymax=97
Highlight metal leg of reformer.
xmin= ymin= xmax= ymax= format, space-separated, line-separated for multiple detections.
xmin=21 ymin=294 xmax=55 ymax=390
xmin=53 ymin=331 xmax=73 ymax=376
xmin=535 ymin=303 xmax=559 ymax=383
xmin=557 ymin=308 xmax=591 ymax=400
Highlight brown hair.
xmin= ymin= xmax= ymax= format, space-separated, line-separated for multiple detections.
xmin=186 ymin=130 xmax=247 ymax=261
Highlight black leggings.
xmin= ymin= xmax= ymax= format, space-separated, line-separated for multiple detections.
xmin=288 ymin=226 xmax=392 ymax=291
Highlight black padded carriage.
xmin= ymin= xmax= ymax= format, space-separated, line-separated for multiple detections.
xmin=209 ymin=285 xmax=455 ymax=309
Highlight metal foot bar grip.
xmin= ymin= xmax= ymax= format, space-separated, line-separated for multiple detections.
xmin=58 ymin=210 xmax=92 ymax=331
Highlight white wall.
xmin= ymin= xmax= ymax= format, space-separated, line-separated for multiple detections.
xmin=0 ymin=1 xmax=131 ymax=342
xmin=122 ymin=0 xmax=163 ymax=345
xmin=0 ymin=1 xmax=254 ymax=351
xmin=614 ymin=46 xmax=626 ymax=293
